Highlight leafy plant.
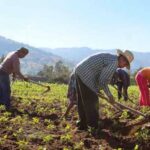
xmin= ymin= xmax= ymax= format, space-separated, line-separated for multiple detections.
xmin=60 ymin=133 xmax=72 ymax=143
xmin=16 ymin=140 xmax=29 ymax=150
xmin=119 ymin=110 xmax=129 ymax=119
xmin=43 ymin=135 xmax=53 ymax=143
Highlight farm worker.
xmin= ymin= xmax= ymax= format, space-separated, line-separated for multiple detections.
xmin=74 ymin=49 xmax=134 ymax=133
xmin=63 ymin=72 xmax=77 ymax=118
xmin=0 ymin=47 xmax=29 ymax=110
xmin=135 ymin=67 xmax=150 ymax=106
xmin=111 ymin=68 xmax=130 ymax=101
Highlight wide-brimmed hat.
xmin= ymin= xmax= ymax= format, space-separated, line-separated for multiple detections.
xmin=117 ymin=49 xmax=134 ymax=69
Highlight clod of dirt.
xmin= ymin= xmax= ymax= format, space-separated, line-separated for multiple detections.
xmin=49 ymin=113 xmax=58 ymax=120
xmin=84 ymin=139 xmax=91 ymax=148
xmin=54 ymin=120 xmax=60 ymax=126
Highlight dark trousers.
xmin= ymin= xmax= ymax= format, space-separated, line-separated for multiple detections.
xmin=76 ymin=75 xmax=99 ymax=129
xmin=0 ymin=70 xmax=11 ymax=109
xmin=117 ymin=82 xmax=128 ymax=100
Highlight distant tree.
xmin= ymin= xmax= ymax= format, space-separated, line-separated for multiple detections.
xmin=37 ymin=61 xmax=71 ymax=83
xmin=37 ymin=64 xmax=54 ymax=81
xmin=54 ymin=61 xmax=71 ymax=83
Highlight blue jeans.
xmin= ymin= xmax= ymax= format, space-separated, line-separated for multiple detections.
xmin=0 ymin=71 xmax=11 ymax=109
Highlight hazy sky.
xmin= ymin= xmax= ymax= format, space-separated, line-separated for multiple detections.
xmin=0 ymin=0 xmax=150 ymax=52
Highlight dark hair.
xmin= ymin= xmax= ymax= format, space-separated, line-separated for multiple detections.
xmin=17 ymin=47 xmax=29 ymax=54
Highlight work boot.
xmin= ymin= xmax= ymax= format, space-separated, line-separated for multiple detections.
xmin=76 ymin=120 xmax=88 ymax=131
xmin=88 ymin=121 xmax=103 ymax=137
xmin=88 ymin=127 xmax=102 ymax=138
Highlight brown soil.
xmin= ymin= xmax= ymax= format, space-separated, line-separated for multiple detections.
xmin=0 ymin=99 xmax=150 ymax=150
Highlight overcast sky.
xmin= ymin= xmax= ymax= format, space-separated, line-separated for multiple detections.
xmin=0 ymin=0 xmax=150 ymax=52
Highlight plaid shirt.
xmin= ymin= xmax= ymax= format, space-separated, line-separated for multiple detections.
xmin=75 ymin=53 xmax=118 ymax=97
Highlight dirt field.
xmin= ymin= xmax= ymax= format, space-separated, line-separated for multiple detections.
xmin=0 ymin=83 xmax=150 ymax=150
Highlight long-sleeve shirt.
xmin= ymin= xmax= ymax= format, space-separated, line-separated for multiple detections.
xmin=0 ymin=51 xmax=20 ymax=75
xmin=141 ymin=67 xmax=150 ymax=82
xmin=75 ymin=53 xmax=118 ymax=97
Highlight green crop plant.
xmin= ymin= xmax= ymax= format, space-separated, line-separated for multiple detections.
xmin=134 ymin=144 xmax=139 ymax=150
xmin=60 ymin=133 xmax=73 ymax=143
xmin=63 ymin=148 xmax=70 ymax=150
xmin=3 ymin=111 xmax=11 ymax=117
xmin=10 ymin=116 xmax=24 ymax=125
xmin=102 ymin=106 xmax=113 ymax=117
xmin=16 ymin=140 xmax=29 ymax=150
xmin=13 ymin=127 xmax=25 ymax=141
xmin=0 ymin=105 xmax=6 ymax=111
xmin=119 ymin=110 xmax=130 ymax=119
xmin=135 ymin=128 xmax=150 ymax=141
xmin=74 ymin=141 xmax=84 ymax=149
xmin=6 ymin=126 xmax=13 ymax=131
xmin=43 ymin=135 xmax=53 ymax=143
xmin=46 ymin=124 xmax=55 ymax=130
xmin=32 ymin=117 xmax=40 ymax=124
xmin=38 ymin=146 xmax=47 ymax=150
xmin=0 ymin=137 xmax=6 ymax=145
xmin=65 ymin=124 xmax=71 ymax=131
xmin=0 ymin=116 xmax=8 ymax=124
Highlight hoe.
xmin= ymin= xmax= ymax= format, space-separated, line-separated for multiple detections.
xmin=111 ymin=85 xmax=136 ymax=105
xmin=98 ymin=92 xmax=150 ymax=135
xmin=98 ymin=92 xmax=150 ymax=120
xmin=29 ymin=80 xmax=51 ymax=95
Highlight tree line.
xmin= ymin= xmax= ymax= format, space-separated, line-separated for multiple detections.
xmin=37 ymin=61 xmax=71 ymax=83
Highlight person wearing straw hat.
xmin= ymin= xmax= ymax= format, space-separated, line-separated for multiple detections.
xmin=0 ymin=47 xmax=29 ymax=110
xmin=135 ymin=67 xmax=150 ymax=106
xmin=74 ymin=49 xmax=134 ymax=133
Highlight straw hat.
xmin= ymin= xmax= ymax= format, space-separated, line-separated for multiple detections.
xmin=117 ymin=49 xmax=134 ymax=69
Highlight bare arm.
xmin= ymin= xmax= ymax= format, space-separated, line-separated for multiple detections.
xmin=13 ymin=59 xmax=28 ymax=81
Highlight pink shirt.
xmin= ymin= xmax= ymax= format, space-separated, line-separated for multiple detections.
xmin=0 ymin=51 xmax=20 ymax=75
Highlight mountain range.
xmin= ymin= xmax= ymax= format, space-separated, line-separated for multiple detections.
xmin=41 ymin=48 xmax=150 ymax=73
xmin=0 ymin=36 xmax=62 ymax=75
xmin=0 ymin=35 xmax=149 ymax=75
